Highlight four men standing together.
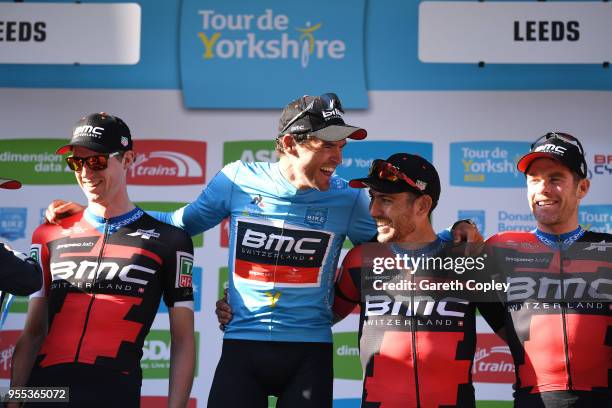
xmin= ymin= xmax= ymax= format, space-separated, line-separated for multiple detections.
xmin=2 ymin=94 xmax=610 ymax=407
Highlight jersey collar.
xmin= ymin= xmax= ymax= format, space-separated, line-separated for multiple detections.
xmin=84 ymin=207 xmax=144 ymax=235
xmin=534 ymin=225 xmax=584 ymax=250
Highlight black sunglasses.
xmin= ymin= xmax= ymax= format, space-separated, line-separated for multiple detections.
xmin=531 ymin=132 xmax=585 ymax=155
xmin=278 ymin=93 xmax=344 ymax=137
xmin=66 ymin=152 xmax=121 ymax=172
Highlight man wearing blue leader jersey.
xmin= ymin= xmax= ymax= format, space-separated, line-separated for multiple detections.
xmin=46 ymin=93 xmax=480 ymax=407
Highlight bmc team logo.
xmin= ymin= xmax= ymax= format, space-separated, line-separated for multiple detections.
xmin=135 ymin=202 xmax=203 ymax=247
xmin=140 ymin=397 xmax=197 ymax=408
xmin=128 ymin=140 xmax=206 ymax=186
xmin=457 ymin=210 xmax=485 ymax=236
xmin=0 ymin=208 xmax=27 ymax=241
xmin=450 ymin=141 xmax=530 ymax=188
xmin=335 ymin=141 xmax=433 ymax=182
xmin=580 ymin=205 xmax=612 ymax=233
xmin=0 ymin=330 xmax=21 ymax=379
xmin=496 ymin=210 xmax=536 ymax=233
xmin=223 ymin=140 xmax=277 ymax=165
xmin=235 ymin=217 xmax=333 ymax=287
xmin=159 ymin=267 xmax=202 ymax=313
xmin=0 ymin=139 xmax=75 ymax=185
xmin=472 ymin=333 xmax=514 ymax=383
xmin=333 ymin=332 xmax=362 ymax=380
xmin=141 ymin=330 xmax=200 ymax=379
xmin=180 ymin=0 xmax=367 ymax=108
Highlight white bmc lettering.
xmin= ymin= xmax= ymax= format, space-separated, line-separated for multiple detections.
xmin=534 ymin=144 xmax=567 ymax=155
xmin=51 ymin=261 xmax=155 ymax=284
xmin=73 ymin=125 xmax=104 ymax=137
xmin=507 ymin=277 xmax=612 ymax=301
xmin=242 ymin=229 xmax=320 ymax=254
xmin=365 ymin=295 xmax=467 ymax=318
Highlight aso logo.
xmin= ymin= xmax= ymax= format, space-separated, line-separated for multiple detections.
xmin=0 ymin=207 xmax=27 ymax=241
xmin=223 ymin=140 xmax=277 ymax=165
xmin=450 ymin=141 xmax=530 ymax=188
xmin=141 ymin=330 xmax=200 ymax=379
xmin=129 ymin=140 xmax=206 ymax=185
xmin=458 ymin=210 xmax=485 ymax=236
xmin=472 ymin=333 xmax=514 ymax=383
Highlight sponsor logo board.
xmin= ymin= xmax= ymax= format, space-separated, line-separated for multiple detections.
xmin=450 ymin=141 xmax=530 ymax=188
xmin=179 ymin=0 xmax=368 ymax=108
xmin=458 ymin=210 xmax=486 ymax=236
xmin=0 ymin=3 xmax=141 ymax=64
xmin=333 ymin=331 xmax=361 ymax=380
xmin=579 ymin=205 xmax=612 ymax=233
xmin=0 ymin=139 xmax=74 ymax=185
xmin=0 ymin=330 xmax=21 ymax=379
xmin=420 ymin=2 xmax=612 ymax=64
xmin=472 ymin=333 xmax=514 ymax=383
xmin=223 ymin=140 xmax=278 ymax=165
xmin=0 ymin=207 xmax=27 ymax=241
xmin=129 ymin=140 xmax=206 ymax=186
xmin=335 ymin=141 xmax=433 ymax=182
xmin=141 ymin=330 xmax=200 ymax=378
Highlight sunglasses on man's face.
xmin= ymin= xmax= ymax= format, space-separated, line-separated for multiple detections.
xmin=532 ymin=132 xmax=585 ymax=155
xmin=369 ymin=159 xmax=423 ymax=191
xmin=66 ymin=152 xmax=121 ymax=172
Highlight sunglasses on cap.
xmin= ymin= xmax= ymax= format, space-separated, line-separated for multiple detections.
xmin=278 ymin=93 xmax=344 ymax=137
xmin=66 ymin=152 xmax=121 ymax=172
xmin=369 ymin=159 xmax=425 ymax=192
xmin=531 ymin=132 xmax=585 ymax=155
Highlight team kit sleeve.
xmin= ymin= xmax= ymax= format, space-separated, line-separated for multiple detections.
xmin=333 ymin=247 xmax=362 ymax=321
xmin=28 ymin=226 xmax=52 ymax=299
xmin=148 ymin=162 xmax=239 ymax=236
xmin=346 ymin=189 xmax=377 ymax=245
xmin=0 ymin=243 xmax=43 ymax=296
xmin=162 ymin=230 xmax=195 ymax=310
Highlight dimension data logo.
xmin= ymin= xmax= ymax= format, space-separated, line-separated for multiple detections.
xmin=180 ymin=0 xmax=367 ymax=108
xmin=450 ymin=141 xmax=530 ymax=188
xmin=197 ymin=9 xmax=345 ymax=68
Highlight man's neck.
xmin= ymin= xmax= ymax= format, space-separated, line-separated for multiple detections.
xmin=278 ymin=156 xmax=308 ymax=190
xmin=87 ymin=199 xmax=135 ymax=219
xmin=396 ymin=223 xmax=438 ymax=248
xmin=536 ymin=216 xmax=580 ymax=236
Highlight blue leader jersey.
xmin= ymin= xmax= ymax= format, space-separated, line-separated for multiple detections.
xmin=152 ymin=160 xmax=451 ymax=343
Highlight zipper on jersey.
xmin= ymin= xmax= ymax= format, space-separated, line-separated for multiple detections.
xmin=74 ymin=220 xmax=110 ymax=362
xmin=557 ymin=236 xmax=573 ymax=391
xmin=410 ymin=271 xmax=421 ymax=408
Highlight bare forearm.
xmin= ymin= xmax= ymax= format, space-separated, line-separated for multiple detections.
xmin=11 ymin=335 xmax=44 ymax=387
xmin=168 ymin=336 xmax=195 ymax=408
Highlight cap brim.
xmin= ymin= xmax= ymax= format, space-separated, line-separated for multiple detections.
xmin=56 ymin=140 xmax=116 ymax=155
xmin=349 ymin=177 xmax=417 ymax=194
xmin=310 ymin=125 xmax=367 ymax=142
xmin=0 ymin=178 xmax=22 ymax=189
xmin=517 ymin=152 xmax=559 ymax=173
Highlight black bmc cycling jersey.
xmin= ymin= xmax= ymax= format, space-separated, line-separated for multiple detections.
xmin=488 ymin=228 xmax=611 ymax=407
xmin=27 ymin=207 xmax=194 ymax=404
xmin=334 ymin=240 xmax=503 ymax=408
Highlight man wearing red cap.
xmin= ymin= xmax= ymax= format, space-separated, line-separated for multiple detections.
xmin=487 ymin=132 xmax=611 ymax=407
xmin=0 ymin=178 xmax=42 ymax=296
